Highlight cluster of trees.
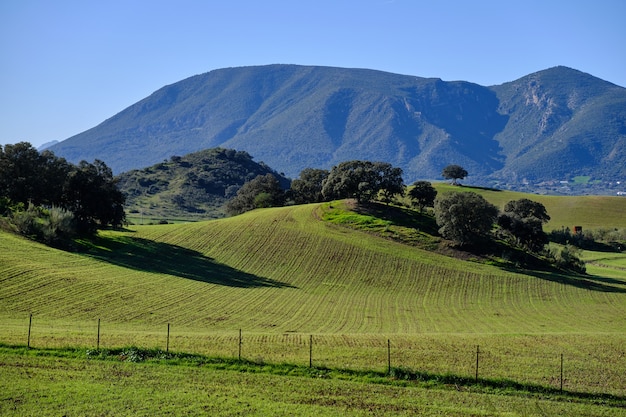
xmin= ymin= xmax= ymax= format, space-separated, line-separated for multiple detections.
xmin=229 ymin=161 xmax=465 ymax=216
xmin=0 ymin=142 xmax=125 ymax=244
xmin=225 ymin=173 xmax=285 ymax=215
xmin=433 ymin=192 xmax=553 ymax=251
xmin=226 ymin=161 xmax=409 ymax=215
xmin=228 ymin=160 xmax=578 ymax=270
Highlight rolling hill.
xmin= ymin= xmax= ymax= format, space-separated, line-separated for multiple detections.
xmin=47 ymin=65 xmax=626 ymax=193
xmin=116 ymin=147 xmax=291 ymax=220
xmin=2 ymin=197 xmax=625 ymax=398
xmin=2 ymin=199 xmax=624 ymax=334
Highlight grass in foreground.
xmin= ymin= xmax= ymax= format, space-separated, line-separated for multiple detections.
xmin=1 ymin=345 xmax=624 ymax=417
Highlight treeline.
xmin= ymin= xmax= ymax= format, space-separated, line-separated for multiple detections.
xmin=0 ymin=142 xmax=124 ymax=246
xmin=230 ymin=160 xmax=588 ymax=273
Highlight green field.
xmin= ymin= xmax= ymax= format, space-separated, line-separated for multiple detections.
xmin=431 ymin=183 xmax=626 ymax=231
xmin=1 ymin=197 xmax=626 ymax=415
xmin=4 ymin=347 xmax=624 ymax=417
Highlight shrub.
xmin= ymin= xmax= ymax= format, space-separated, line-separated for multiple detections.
xmin=549 ymin=244 xmax=586 ymax=273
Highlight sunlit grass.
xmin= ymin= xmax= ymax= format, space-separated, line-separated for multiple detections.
xmin=1 ymin=347 xmax=624 ymax=417
xmin=2 ymin=199 xmax=626 ymax=414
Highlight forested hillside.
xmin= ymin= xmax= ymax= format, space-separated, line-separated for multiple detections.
xmin=117 ymin=148 xmax=290 ymax=220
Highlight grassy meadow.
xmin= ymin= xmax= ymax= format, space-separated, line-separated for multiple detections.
xmin=431 ymin=183 xmax=626 ymax=230
xmin=1 ymin=194 xmax=626 ymax=415
xmin=4 ymin=348 xmax=624 ymax=417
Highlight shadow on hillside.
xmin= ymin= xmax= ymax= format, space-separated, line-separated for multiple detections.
xmin=506 ymin=267 xmax=626 ymax=293
xmin=76 ymin=235 xmax=295 ymax=289
xmin=356 ymin=203 xmax=626 ymax=293
xmin=354 ymin=202 xmax=440 ymax=235
xmin=459 ymin=184 xmax=503 ymax=192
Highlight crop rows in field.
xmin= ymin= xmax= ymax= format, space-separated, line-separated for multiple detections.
xmin=2 ymin=203 xmax=626 ymax=336
xmin=131 ymin=205 xmax=626 ymax=334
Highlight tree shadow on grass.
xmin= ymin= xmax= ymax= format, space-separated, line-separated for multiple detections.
xmin=353 ymin=203 xmax=626 ymax=293
xmin=75 ymin=235 xmax=295 ymax=289
xmin=354 ymin=202 xmax=440 ymax=235
xmin=503 ymin=267 xmax=626 ymax=293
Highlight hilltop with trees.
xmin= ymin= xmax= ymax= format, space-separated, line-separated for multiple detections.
xmin=2 ymin=142 xmax=620 ymax=273
xmin=116 ymin=148 xmax=291 ymax=220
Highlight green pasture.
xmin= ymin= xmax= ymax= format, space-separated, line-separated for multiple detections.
xmin=2 ymin=349 xmax=623 ymax=417
xmin=432 ymin=183 xmax=626 ymax=230
xmin=4 ymin=203 xmax=623 ymax=335
xmin=2 ymin=199 xmax=626 ymax=413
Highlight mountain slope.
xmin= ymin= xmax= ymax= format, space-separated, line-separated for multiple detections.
xmin=48 ymin=65 xmax=626 ymax=189
xmin=491 ymin=66 xmax=626 ymax=182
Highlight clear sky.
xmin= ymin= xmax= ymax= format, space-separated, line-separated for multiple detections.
xmin=2 ymin=0 xmax=625 ymax=148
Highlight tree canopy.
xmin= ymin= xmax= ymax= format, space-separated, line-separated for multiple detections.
xmin=498 ymin=198 xmax=550 ymax=252
xmin=321 ymin=160 xmax=404 ymax=203
xmin=407 ymin=181 xmax=437 ymax=212
xmin=290 ymin=168 xmax=329 ymax=204
xmin=434 ymin=191 xmax=498 ymax=245
xmin=0 ymin=142 xmax=125 ymax=236
xmin=225 ymin=173 xmax=285 ymax=215
xmin=64 ymin=160 xmax=126 ymax=233
xmin=441 ymin=164 xmax=468 ymax=185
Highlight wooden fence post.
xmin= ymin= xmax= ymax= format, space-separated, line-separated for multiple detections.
xmin=475 ymin=345 xmax=480 ymax=382
xmin=387 ymin=339 xmax=391 ymax=374
xmin=27 ymin=314 xmax=32 ymax=349
xmin=238 ymin=329 xmax=242 ymax=361
xmin=166 ymin=323 xmax=170 ymax=353
xmin=560 ymin=353 xmax=564 ymax=392
xmin=309 ymin=335 xmax=313 ymax=368
xmin=97 ymin=318 xmax=101 ymax=350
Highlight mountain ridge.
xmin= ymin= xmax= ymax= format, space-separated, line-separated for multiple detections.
xmin=48 ymin=64 xmax=626 ymax=193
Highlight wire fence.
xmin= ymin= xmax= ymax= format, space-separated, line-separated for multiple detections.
xmin=4 ymin=314 xmax=625 ymax=397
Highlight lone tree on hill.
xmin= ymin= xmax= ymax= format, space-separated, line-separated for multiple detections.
xmin=442 ymin=164 xmax=468 ymax=185
xmin=407 ymin=181 xmax=437 ymax=213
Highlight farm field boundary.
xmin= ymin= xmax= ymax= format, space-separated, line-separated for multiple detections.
xmin=3 ymin=315 xmax=624 ymax=397
xmin=2 ymin=350 xmax=624 ymax=417
xmin=1 ymin=344 xmax=624 ymax=409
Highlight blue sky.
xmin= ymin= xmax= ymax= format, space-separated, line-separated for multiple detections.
xmin=2 ymin=0 xmax=625 ymax=148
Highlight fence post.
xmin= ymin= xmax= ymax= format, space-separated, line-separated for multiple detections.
xmin=27 ymin=314 xmax=32 ymax=349
xmin=475 ymin=345 xmax=480 ymax=382
xmin=97 ymin=318 xmax=101 ymax=350
xmin=309 ymin=335 xmax=313 ymax=368
xmin=387 ymin=339 xmax=391 ymax=375
xmin=238 ymin=329 xmax=242 ymax=361
xmin=166 ymin=323 xmax=170 ymax=353
xmin=560 ymin=353 xmax=564 ymax=392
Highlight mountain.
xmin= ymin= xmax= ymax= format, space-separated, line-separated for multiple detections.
xmin=491 ymin=67 xmax=626 ymax=183
xmin=116 ymin=147 xmax=291 ymax=220
xmin=48 ymin=65 xmax=626 ymax=191
xmin=38 ymin=140 xmax=59 ymax=151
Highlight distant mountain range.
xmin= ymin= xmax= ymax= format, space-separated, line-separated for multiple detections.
xmin=48 ymin=65 xmax=626 ymax=193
